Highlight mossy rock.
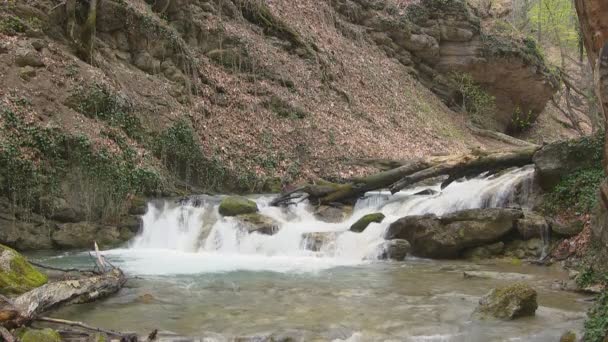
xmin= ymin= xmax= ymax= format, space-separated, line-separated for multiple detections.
xmin=473 ymin=283 xmax=538 ymax=320
xmin=0 ymin=244 xmax=47 ymax=295
xmin=350 ymin=213 xmax=385 ymax=233
xmin=218 ymin=196 xmax=258 ymax=216
xmin=19 ymin=328 xmax=61 ymax=342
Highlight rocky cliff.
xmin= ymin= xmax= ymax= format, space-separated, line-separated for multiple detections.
xmin=0 ymin=0 xmax=564 ymax=250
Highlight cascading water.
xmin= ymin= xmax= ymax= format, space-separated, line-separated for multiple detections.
xmin=107 ymin=165 xmax=536 ymax=275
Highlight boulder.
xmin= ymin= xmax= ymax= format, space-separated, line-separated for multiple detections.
xmin=314 ymin=205 xmax=352 ymax=223
xmin=516 ymin=211 xmax=548 ymax=240
xmin=473 ymin=283 xmax=538 ymax=320
xmin=52 ymin=222 xmax=121 ymax=249
xmin=377 ymin=239 xmax=410 ymax=261
xmin=301 ymin=232 xmax=337 ymax=252
xmin=385 ymin=208 xmax=522 ymax=258
xmin=463 ymin=241 xmax=505 ymax=259
xmin=218 ymin=196 xmax=258 ymax=217
xmin=14 ymin=47 xmax=45 ymax=67
xmin=350 ymin=213 xmax=385 ymax=233
xmin=18 ymin=328 xmax=61 ymax=342
xmin=235 ymin=213 xmax=280 ymax=235
xmin=548 ymin=217 xmax=583 ymax=237
xmin=0 ymin=244 xmax=48 ymax=295
xmin=533 ymin=136 xmax=601 ymax=191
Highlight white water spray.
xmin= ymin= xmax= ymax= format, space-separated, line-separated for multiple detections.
xmin=108 ymin=166 xmax=536 ymax=275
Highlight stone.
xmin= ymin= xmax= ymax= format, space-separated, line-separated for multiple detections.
xmin=385 ymin=208 xmax=522 ymax=258
xmin=548 ymin=217 xmax=583 ymax=237
xmin=38 ymin=196 xmax=85 ymax=223
xmin=516 ymin=211 xmax=548 ymax=240
xmin=133 ymin=52 xmax=160 ymax=74
xmin=19 ymin=328 xmax=61 ymax=342
xmin=350 ymin=213 xmax=385 ymax=233
xmin=235 ymin=213 xmax=280 ymax=235
xmin=473 ymin=283 xmax=538 ymax=320
xmin=314 ymin=205 xmax=351 ymax=223
xmin=0 ymin=244 xmax=47 ymax=295
xmin=15 ymin=47 xmax=44 ymax=67
xmin=0 ymin=215 xmax=54 ymax=250
xmin=301 ymin=232 xmax=337 ymax=252
xmin=218 ymin=196 xmax=258 ymax=217
xmin=52 ymin=223 xmax=121 ymax=249
xmin=377 ymin=239 xmax=410 ymax=261
xmin=30 ymin=39 xmax=47 ymax=51
xmin=463 ymin=242 xmax=504 ymax=260
xmin=533 ymin=136 xmax=601 ymax=191
xmin=440 ymin=26 xmax=474 ymax=42
xmin=19 ymin=66 xmax=37 ymax=80
xmin=559 ymin=331 xmax=576 ymax=342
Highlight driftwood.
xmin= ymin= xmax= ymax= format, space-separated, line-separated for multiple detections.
xmin=0 ymin=269 xmax=126 ymax=329
xmin=272 ymin=147 xmax=539 ymax=206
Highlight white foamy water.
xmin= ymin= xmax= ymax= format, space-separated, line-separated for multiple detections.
xmin=107 ymin=166 xmax=536 ymax=275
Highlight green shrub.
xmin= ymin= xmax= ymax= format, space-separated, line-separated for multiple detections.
xmin=0 ymin=16 xmax=26 ymax=35
xmin=544 ymin=168 xmax=604 ymax=214
xmin=584 ymin=291 xmax=608 ymax=342
xmin=450 ymin=72 xmax=496 ymax=124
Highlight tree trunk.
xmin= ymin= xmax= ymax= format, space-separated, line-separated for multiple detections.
xmin=0 ymin=269 xmax=126 ymax=329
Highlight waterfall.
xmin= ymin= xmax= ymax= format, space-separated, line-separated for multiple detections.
xmin=109 ymin=166 xmax=535 ymax=275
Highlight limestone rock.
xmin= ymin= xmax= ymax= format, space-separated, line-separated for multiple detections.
xmin=516 ymin=211 xmax=548 ymax=240
xmin=533 ymin=136 xmax=601 ymax=191
xmin=218 ymin=196 xmax=258 ymax=217
xmin=377 ymin=239 xmax=410 ymax=261
xmin=350 ymin=213 xmax=385 ymax=233
xmin=0 ymin=244 xmax=48 ymax=295
xmin=473 ymin=283 xmax=538 ymax=320
xmin=235 ymin=213 xmax=280 ymax=235
xmin=385 ymin=208 xmax=522 ymax=258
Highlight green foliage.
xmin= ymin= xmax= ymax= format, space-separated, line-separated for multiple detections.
xmin=0 ymin=107 xmax=162 ymax=220
xmin=544 ymin=168 xmax=604 ymax=214
xmin=577 ymin=267 xmax=608 ymax=288
xmin=584 ymin=291 xmax=608 ymax=342
xmin=528 ymin=0 xmax=579 ymax=49
xmin=450 ymin=72 xmax=496 ymax=124
xmin=0 ymin=15 xmax=26 ymax=35
xmin=511 ymin=106 xmax=534 ymax=131
xmin=68 ymin=83 xmax=143 ymax=140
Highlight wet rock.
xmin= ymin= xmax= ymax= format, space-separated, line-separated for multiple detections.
xmin=0 ymin=244 xmax=48 ymax=295
xmin=385 ymin=208 xmax=522 ymax=258
xmin=52 ymin=222 xmax=121 ymax=249
xmin=15 ymin=47 xmax=44 ymax=67
xmin=533 ymin=136 xmax=601 ymax=190
xmin=463 ymin=241 xmax=504 ymax=260
xmin=473 ymin=283 xmax=538 ymax=320
xmin=128 ymin=196 xmax=148 ymax=215
xmin=235 ymin=213 xmax=280 ymax=235
xmin=218 ymin=196 xmax=258 ymax=217
xmin=314 ymin=205 xmax=351 ymax=223
xmin=350 ymin=213 xmax=385 ymax=233
xmin=301 ymin=232 xmax=337 ymax=252
xmin=119 ymin=215 xmax=142 ymax=233
xmin=548 ymin=217 xmax=583 ymax=237
xmin=559 ymin=331 xmax=576 ymax=342
xmin=516 ymin=211 xmax=548 ymax=240
xmin=18 ymin=328 xmax=61 ymax=342
xmin=463 ymin=271 xmax=533 ymax=281
xmin=377 ymin=239 xmax=410 ymax=261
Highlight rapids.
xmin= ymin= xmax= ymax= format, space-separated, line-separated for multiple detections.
xmin=36 ymin=165 xmax=591 ymax=341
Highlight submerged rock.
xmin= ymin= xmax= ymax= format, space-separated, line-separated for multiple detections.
xmin=350 ymin=213 xmax=385 ymax=233
xmin=218 ymin=196 xmax=258 ymax=216
xmin=0 ymin=244 xmax=47 ymax=295
xmin=377 ymin=239 xmax=410 ymax=261
xmin=235 ymin=213 xmax=280 ymax=235
xmin=385 ymin=208 xmax=522 ymax=258
xmin=18 ymin=328 xmax=61 ymax=342
xmin=473 ymin=283 xmax=538 ymax=320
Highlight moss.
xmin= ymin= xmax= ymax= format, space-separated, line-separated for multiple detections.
xmin=20 ymin=328 xmax=61 ymax=342
xmin=218 ymin=196 xmax=259 ymax=216
xmin=350 ymin=213 xmax=385 ymax=233
xmin=0 ymin=244 xmax=47 ymax=295
xmin=475 ymin=283 xmax=538 ymax=320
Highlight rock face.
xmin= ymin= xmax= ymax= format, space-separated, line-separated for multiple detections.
xmin=218 ymin=196 xmax=259 ymax=217
xmin=473 ymin=283 xmax=538 ymax=320
xmin=385 ymin=208 xmax=522 ymax=258
xmin=51 ymin=222 xmax=123 ymax=249
xmin=331 ymin=0 xmax=558 ymax=132
xmin=516 ymin=211 xmax=548 ymax=240
xmin=18 ymin=328 xmax=61 ymax=342
xmin=350 ymin=213 xmax=385 ymax=233
xmin=548 ymin=217 xmax=583 ymax=237
xmin=0 ymin=244 xmax=48 ymax=295
xmin=533 ymin=136 xmax=601 ymax=191
xmin=377 ymin=239 xmax=410 ymax=261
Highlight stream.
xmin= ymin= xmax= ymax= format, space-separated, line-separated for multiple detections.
xmin=35 ymin=166 xmax=591 ymax=341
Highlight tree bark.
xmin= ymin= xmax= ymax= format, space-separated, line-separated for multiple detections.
xmin=0 ymin=269 xmax=126 ymax=329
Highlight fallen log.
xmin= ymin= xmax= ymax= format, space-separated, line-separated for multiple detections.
xmin=0 ymin=268 xmax=126 ymax=329
xmin=272 ymin=147 xmax=539 ymax=206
